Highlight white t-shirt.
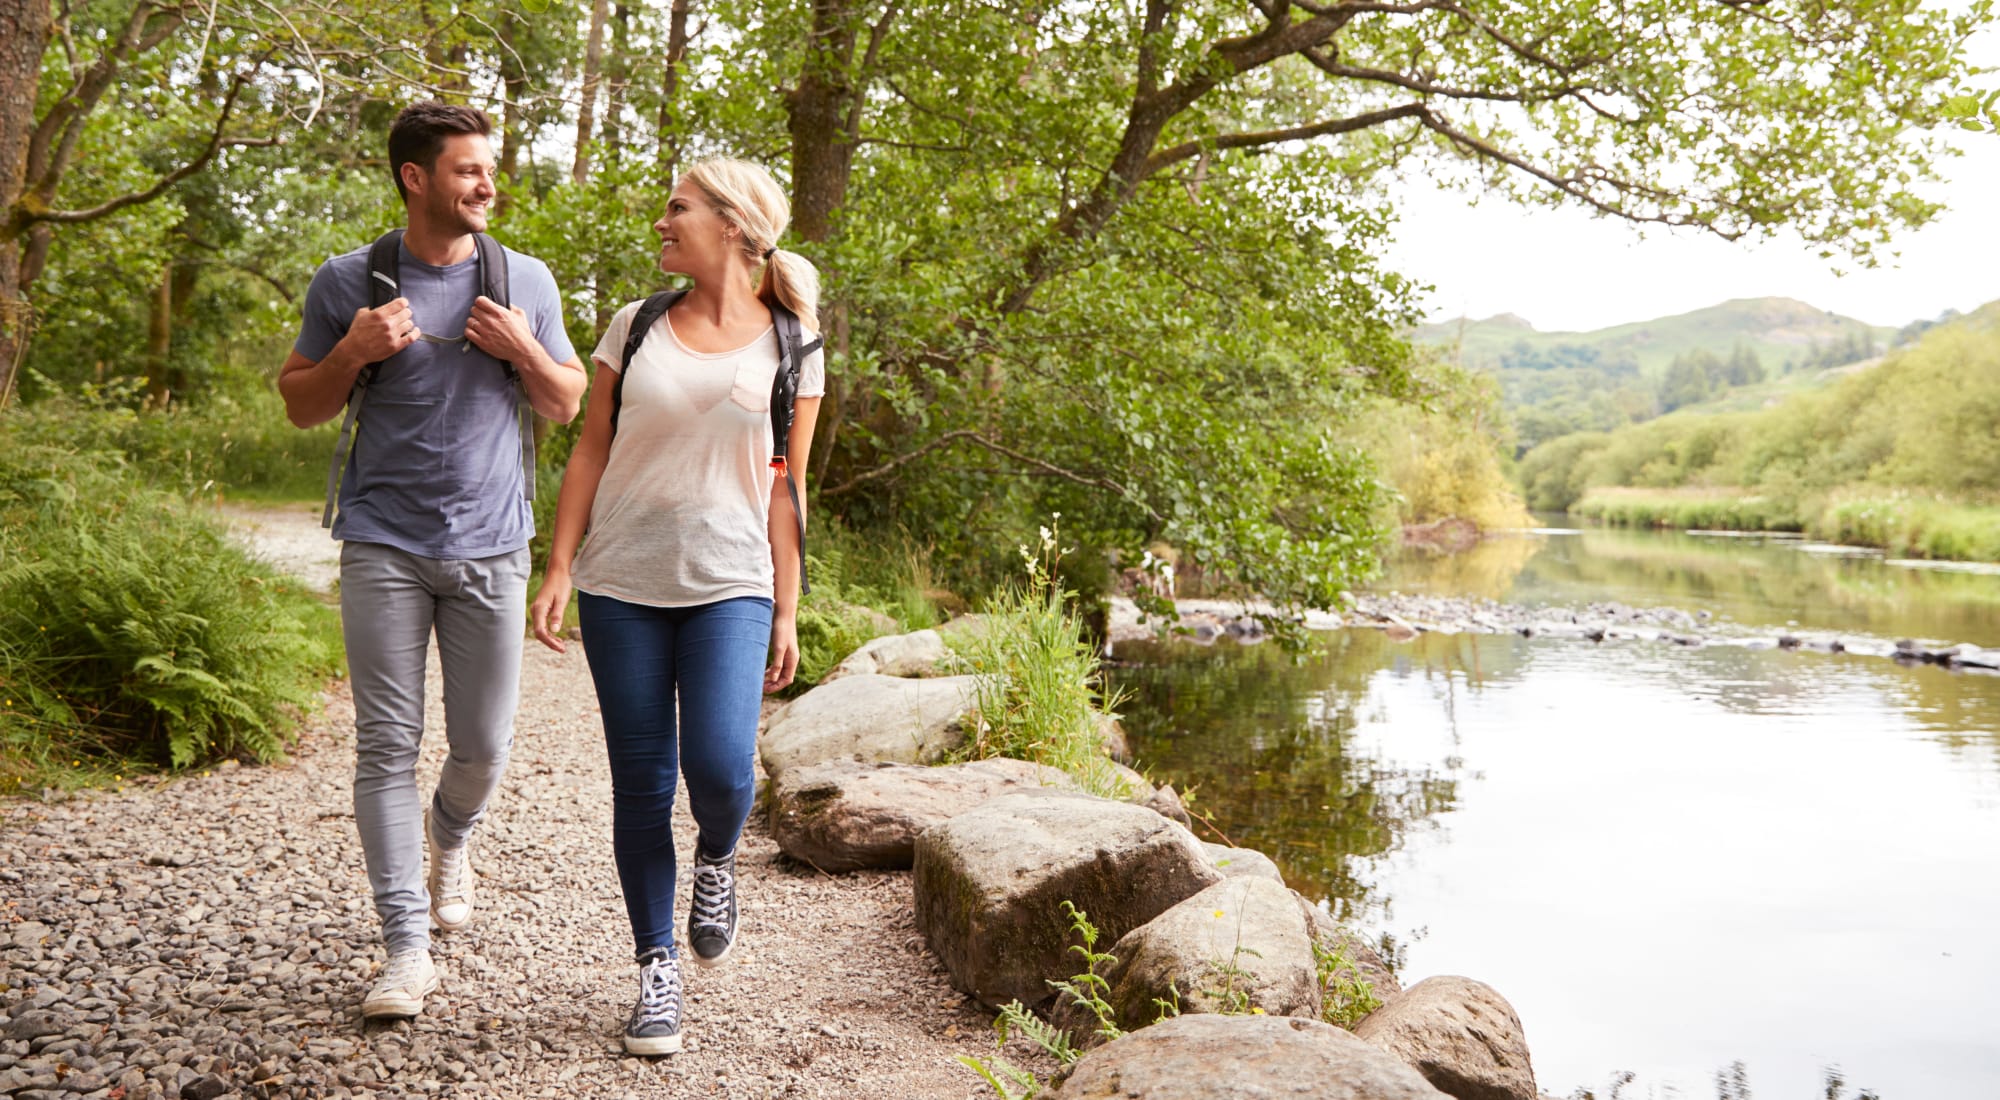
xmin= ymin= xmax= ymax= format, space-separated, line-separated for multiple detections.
xmin=571 ymin=299 xmax=826 ymax=608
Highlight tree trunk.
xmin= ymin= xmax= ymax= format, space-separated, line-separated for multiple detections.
xmin=496 ymin=11 xmax=527 ymax=214
xmin=603 ymin=3 xmax=630 ymax=165
xmin=784 ymin=0 xmax=863 ymax=244
xmin=0 ymin=0 xmax=54 ymax=405
xmin=572 ymin=0 xmax=611 ymax=184
xmin=144 ymin=260 xmax=172 ymax=408
xmin=656 ymin=0 xmax=692 ymax=185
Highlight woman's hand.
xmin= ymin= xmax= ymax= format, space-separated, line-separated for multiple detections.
xmin=765 ymin=615 xmax=800 ymax=693
xmin=529 ymin=567 xmax=573 ymax=654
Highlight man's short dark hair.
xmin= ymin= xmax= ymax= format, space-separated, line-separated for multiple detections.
xmin=388 ymin=101 xmax=494 ymax=201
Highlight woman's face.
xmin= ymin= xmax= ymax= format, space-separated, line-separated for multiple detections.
xmin=653 ymin=179 xmax=734 ymax=276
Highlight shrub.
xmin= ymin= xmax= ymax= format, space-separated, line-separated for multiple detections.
xmin=0 ymin=443 xmax=340 ymax=785
xmin=789 ymin=516 xmax=941 ymax=691
xmin=951 ymin=518 xmax=1128 ymax=796
xmin=7 ymin=390 xmax=336 ymax=502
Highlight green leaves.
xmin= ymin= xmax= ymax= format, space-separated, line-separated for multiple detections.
xmin=0 ymin=436 xmax=341 ymax=772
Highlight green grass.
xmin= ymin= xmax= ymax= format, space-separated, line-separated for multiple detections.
xmin=1573 ymin=487 xmax=1806 ymax=533
xmin=1573 ymin=486 xmax=2000 ymax=562
xmin=948 ymin=521 xmax=1127 ymax=796
xmin=1 ymin=440 xmax=343 ymax=795
xmin=8 ymin=390 xmax=337 ymax=502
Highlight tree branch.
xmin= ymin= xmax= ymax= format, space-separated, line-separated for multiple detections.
xmin=823 ymin=430 xmax=984 ymax=496
xmin=1412 ymin=107 xmax=1743 ymax=235
xmin=845 ymin=0 xmax=903 ymax=141
xmin=27 ymin=73 xmax=278 ymax=227
xmin=1145 ymin=102 xmax=1429 ymax=173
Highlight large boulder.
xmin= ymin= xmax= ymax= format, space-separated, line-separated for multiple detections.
xmin=820 ymin=628 xmax=951 ymax=682
xmin=758 ymin=673 xmax=978 ymax=780
xmin=913 ymin=790 xmax=1222 ymax=1014
xmin=1049 ymin=1013 xmax=1449 ymax=1099
xmin=1200 ymin=842 xmax=1284 ymax=884
xmin=1353 ymin=976 xmax=1536 ymax=1100
xmin=768 ymin=757 xmax=1079 ymax=871
xmin=1100 ymin=876 xmax=1320 ymax=1033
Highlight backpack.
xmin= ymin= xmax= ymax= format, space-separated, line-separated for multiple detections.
xmin=321 ymin=229 xmax=534 ymax=528
xmin=608 ymin=289 xmax=823 ymax=593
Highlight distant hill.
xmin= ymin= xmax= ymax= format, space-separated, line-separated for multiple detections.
xmin=1412 ymin=297 xmax=1900 ymax=377
xmin=1410 ymin=297 xmax=1913 ymax=452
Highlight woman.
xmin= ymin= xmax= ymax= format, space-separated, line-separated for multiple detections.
xmin=528 ymin=157 xmax=822 ymax=1056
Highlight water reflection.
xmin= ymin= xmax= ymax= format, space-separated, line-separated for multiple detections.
xmin=1112 ymin=632 xmax=1469 ymax=924
xmin=1384 ymin=525 xmax=2000 ymax=646
xmin=1111 ymin=626 xmax=2000 ymax=1099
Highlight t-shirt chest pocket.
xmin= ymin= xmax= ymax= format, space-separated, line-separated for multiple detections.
xmin=729 ymin=357 xmax=773 ymax=414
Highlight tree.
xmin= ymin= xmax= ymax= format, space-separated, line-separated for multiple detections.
xmin=736 ymin=0 xmax=1990 ymax=606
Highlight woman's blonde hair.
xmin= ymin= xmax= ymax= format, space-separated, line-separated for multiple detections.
xmin=681 ymin=157 xmax=821 ymax=332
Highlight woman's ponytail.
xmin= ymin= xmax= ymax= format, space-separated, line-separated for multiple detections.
xmin=683 ymin=157 xmax=821 ymax=333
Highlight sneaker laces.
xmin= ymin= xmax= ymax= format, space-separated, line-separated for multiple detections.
xmin=377 ymin=950 xmax=428 ymax=993
xmin=637 ymin=954 xmax=682 ymax=1026
xmin=690 ymin=859 xmax=734 ymax=934
xmin=434 ymin=844 xmax=467 ymax=902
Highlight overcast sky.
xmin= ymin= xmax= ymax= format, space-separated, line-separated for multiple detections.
xmin=1383 ymin=27 xmax=2000 ymax=334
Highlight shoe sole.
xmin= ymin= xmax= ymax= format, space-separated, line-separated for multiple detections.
xmin=623 ymin=1032 xmax=682 ymax=1056
xmin=690 ymin=935 xmax=737 ymax=969
xmin=360 ymin=971 xmax=440 ymax=1020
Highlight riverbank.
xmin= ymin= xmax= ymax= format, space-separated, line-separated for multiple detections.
xmin=1571 ymin=488 xmax=2000 ymax=564
xmin=1107 ymin=592 xmax=2000 ymax=673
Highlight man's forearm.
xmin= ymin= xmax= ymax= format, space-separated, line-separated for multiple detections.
xmin=517 ymin=347 xmax=586 ymax=423
xmin=279 ymin=344 xmax=366 ymax=429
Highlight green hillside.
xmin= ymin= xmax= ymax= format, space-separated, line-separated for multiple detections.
xmin=1410 ymin=297 xmax=1911 ymax=451
xmin=1412 ymin=297 xmax=1899 ymax=376
xmin=1513 ymin=301 xmax=2000 ymax=561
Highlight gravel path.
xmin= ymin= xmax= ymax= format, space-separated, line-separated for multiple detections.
xmin=2 ymin=508 xmax=1008 ymax=1099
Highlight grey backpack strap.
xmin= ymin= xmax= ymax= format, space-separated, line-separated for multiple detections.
xmin=323 ymin=230 xmax=404 ymax=529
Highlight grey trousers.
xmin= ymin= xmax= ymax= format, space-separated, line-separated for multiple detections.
xmin=340 ymin=540 xmax=529 ymax=953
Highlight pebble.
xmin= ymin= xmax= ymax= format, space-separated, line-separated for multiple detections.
xmin=1112 ymin=594 xmax=1997 ymax=674
xmin=1 ymin=586 xmax=1016 ymax=1100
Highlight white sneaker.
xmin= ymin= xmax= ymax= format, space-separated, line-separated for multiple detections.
xmin=425 ymin=809 xmax=474 ymax=932
xmin=361 ymin=949 xmax=438 ymax=1019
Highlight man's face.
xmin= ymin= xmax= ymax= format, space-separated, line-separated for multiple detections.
xmin=412 ymin=134 xmax=497 ymax=235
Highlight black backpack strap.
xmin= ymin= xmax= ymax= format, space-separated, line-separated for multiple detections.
xmin=323 ymin=230 xmax=405 ymax=528
xmin=768 ymin=303 xmax=816 ymax=595
xmin=472 ymin=232 xmax=534 ymax=503
xmin=610 ymin=290 xmax=687 ymax=441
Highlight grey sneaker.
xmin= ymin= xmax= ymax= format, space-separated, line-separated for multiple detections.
xmin=361 ymin=949 xmax=438 ymax=1019
xmin=623 ymin=949 xmax=683 ymax=1055
xmin=425 ymin=808 xmax=474 ymax=932
xmin=687 ymin=849 xmax=738 ymax=966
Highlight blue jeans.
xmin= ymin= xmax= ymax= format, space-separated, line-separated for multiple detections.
xmin=578 ymin=592 xmax=773 ymax=957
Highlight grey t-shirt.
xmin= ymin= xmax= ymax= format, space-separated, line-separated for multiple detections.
xmin=295 ymin=241 xmax=574 ymax=559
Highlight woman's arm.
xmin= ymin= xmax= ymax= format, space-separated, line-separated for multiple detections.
xmin=764 ymin=395 xmax=822 ymax=691
xmin=528 ymin=366 xmax=621 ymax=653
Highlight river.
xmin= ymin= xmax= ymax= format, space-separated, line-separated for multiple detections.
xmin=1108 ymin=525 xmax=2000 ymax=1100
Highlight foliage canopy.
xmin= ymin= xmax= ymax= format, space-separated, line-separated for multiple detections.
xmin=2 ymin=0 xmax=1992 ymax=607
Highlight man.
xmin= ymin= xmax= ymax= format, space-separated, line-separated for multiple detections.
xmin=279 ymin=101 xmax=585 ymax=1019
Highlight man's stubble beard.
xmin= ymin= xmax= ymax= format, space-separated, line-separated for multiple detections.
xmin=429 ymin=190 xmax=487 ymax=238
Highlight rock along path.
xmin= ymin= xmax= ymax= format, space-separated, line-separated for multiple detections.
xmin=1 ymin=503 xmax=1003 ymax=1100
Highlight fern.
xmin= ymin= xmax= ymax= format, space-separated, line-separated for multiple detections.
xmin=1 ymin=442 xmax=339 ymax=781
